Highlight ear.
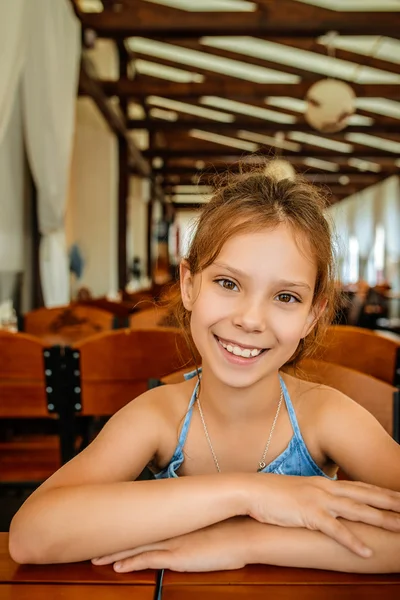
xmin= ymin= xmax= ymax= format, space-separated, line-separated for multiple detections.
xmin=180 ymin=260 xmax=195 ymax=311
xmin=301 ymin=297 xmax=328 ymax=339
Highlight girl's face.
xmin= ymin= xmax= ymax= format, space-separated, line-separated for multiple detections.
xmin=181 ymin=223 xmax=319 ymax=388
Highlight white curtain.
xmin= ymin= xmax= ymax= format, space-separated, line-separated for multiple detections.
xmin=352 ymin=192 xmax=375 ymax=261
xmin=328 ymin=201 xmax=350 ymax=281
xmin=0 ymin=91 xmax=25 ymax=274
xmin=22 ymin=0 xmax=81 ymax=306
xmin=328 ymin=176 xmax=400 ymax=290
xmin=381 ymin=177 xmax=400 ymax=297
xmin=0 ymin=0 xmax=26 ymax=144
xmin=381 ymin=176 xmax=400 ymax=260
xmin=0 ymin=1 xmax=27 ymax=306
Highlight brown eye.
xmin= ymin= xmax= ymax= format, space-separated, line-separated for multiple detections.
xmin=277 ymin=293 xmax=296 ymax=304
xmin=217 ymin=279 xmax=238 ymax=292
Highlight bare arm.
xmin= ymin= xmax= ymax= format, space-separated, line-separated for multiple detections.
xmin=9 ymin=388 xmax=400 ymax=564
xmin=92 ymin=517 xmax=400 ymax=574
xmin=9 ymin=390 xmax=245 ymax=564
xmin=250 ymin=520 xmax=400 ymax=573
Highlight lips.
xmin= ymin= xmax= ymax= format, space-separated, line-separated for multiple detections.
xmin=215 ymin=335 xmax=265 ymax=352
xmin=214 ymin=335 xmax=268 ymax=360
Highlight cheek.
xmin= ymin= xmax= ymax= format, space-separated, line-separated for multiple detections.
xmin=195 ymin=290 xmax=228 ymax=322
xmin=274 ymin=309 xmax=310 ymax=343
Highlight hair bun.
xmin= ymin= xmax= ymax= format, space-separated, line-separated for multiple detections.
xmin=263 ymin=159 xmax=296 ymax=181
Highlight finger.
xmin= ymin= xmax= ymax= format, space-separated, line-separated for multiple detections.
xmin=114 ymin=550 xmax=174 ymax=572
xmin=92 ymin=550 xmax=136 ymax=565
xmin=330 ymin=497 xmax=400 ymax=532
xmin=331 ymin=482 xmax=400 ymax=512
xmin=315 ymin=513 xmax=372 ymax=558
xmin=92 ymin=544 xmax=162 ymax=565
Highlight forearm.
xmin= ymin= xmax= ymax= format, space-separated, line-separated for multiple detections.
xmin=9 ymin=475 xmax=245 ymax=564
xmin=245 ymin=518 xmax=400 ymax=573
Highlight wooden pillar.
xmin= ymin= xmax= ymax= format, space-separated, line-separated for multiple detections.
xmin=117 ymin=136 xmax=128 ymax=290
xmin=117 ymin=41 xmax=129 ymax=291
xmin=146 ymin=192 xmax=153 ymax=280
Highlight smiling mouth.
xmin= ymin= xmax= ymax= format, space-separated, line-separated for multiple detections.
xmin=215 ymin=335 xmax=268 ymax=359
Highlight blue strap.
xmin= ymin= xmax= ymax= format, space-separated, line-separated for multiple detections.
xmin=279 ymin=374 xmax=302 ymax=438
xmin=174 ymin=372 xmax=200 ymax=455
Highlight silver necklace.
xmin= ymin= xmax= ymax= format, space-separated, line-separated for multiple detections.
xmin=196 ymin=382 xmax=284 ymax=473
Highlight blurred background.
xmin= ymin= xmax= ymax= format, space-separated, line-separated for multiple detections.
xmin=0 ymin=0 xmax=399 ymax=332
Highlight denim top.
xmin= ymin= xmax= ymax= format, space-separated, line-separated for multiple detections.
xmin=154 ymin=370 xmax=336 ymax=480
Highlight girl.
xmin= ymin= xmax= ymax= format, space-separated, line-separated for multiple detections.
xmin=9 ymin=171 xmax=400 ymax=573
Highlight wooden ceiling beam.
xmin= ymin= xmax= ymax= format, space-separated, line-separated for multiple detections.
xmin=80 ymin=3 xmax=400 ymax=38
xmin=150 ymin=41 xmax=318 ymax=81
xmin=157 ymin=164 xmax=398 ymax=175
xmin=158 ymin=38 xmax=400 ymax=81
xmin=171 ymin=193 xmax=355 ymax=210
xmin=128 ymin=119 xmax=400 ymax=136
xmin=79 ymin=55 xmax=168 ymax=206
xmin=144 ymin=148 xmax=398 ymax=160
xmin=100 ymin=78 xmax=400 ymax=100
xmin=168 ymin=183 xmax=368 ymax=196
xmin=266 ymin=38 xmax=400 ymax=77
xmin=79 ymin=58 xmax=150 ymax=177
xmin=162 ymin=173 xmax=385 ymax=186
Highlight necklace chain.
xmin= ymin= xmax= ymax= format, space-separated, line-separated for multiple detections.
xmin=196 ymin=383 xmax=284 ymax=473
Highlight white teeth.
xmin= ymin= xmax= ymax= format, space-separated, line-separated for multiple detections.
xmin=218 ymin=338 xmax=263 ymax=358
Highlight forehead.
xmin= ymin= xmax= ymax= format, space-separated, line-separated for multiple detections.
xmin=212 ymin=224 xmax=317 ymax=283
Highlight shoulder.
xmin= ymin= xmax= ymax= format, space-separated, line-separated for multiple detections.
xmin=282 ymin=372 xmax=400 ymax=487
xmin=282 ymin=370 xmax=362 ymax=444
xmin=117 ymin=377 xmax=195 ymax=431
xmin=283 ymin=371 xmax=382 ymax=452
xmin=282 ymin=371 xmax=350 ymax=419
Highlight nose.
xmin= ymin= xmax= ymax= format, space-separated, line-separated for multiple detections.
xmin=232 ymin=296 xmax=267 ymax=334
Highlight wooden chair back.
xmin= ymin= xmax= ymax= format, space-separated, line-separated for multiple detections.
xmin=77 ymin=298 xmax=135 ymax=319
xmin=0 ymin=331 xmax=64 ymax=483
xmin=318 ymin=325 xmax=400 ymax=385
xmin=72 ymin=327 xmax=197 ymax=416
xmin=22 ymin=304 xmax=116 ymax=346
xmin=129 ymin=305 xmax=171 ymax=329
xmin=290 ymin=358 xmax=399 ymax=438
xmin=0 ymin=331 xmax=48 ymax=418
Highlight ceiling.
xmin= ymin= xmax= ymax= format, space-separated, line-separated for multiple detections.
xmin=75 ymin=0 xmax=400 ymax=207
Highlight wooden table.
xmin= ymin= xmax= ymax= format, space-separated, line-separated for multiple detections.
xmin=0 ymin=534 xmax=157 ymax=599
xmin=2 ymin=534 xmax=400 ymax=599
xmin=162 ymin=566 xmax=400 ymax=599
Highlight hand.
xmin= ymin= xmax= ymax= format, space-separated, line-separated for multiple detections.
xmin=91 ymin=518 xmax=250 ymax=573
xmin=246 ymin=474 xmax=400 ymax=558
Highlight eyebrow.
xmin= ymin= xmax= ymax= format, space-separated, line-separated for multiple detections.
xmin=212 ymin=262 xmax=312 ymax=292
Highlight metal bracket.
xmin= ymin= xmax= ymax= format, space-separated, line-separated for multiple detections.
xmin=65 ymin=347 xmax=82 ymax=414
xmin=43 ymin=346 xmax=62 ymax=414
xmin=42 ymin=346 xmax=79 ymax=464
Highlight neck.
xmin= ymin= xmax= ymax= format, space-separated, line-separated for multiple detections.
xmin=197 ymin=363 xmax=283 ymax=424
